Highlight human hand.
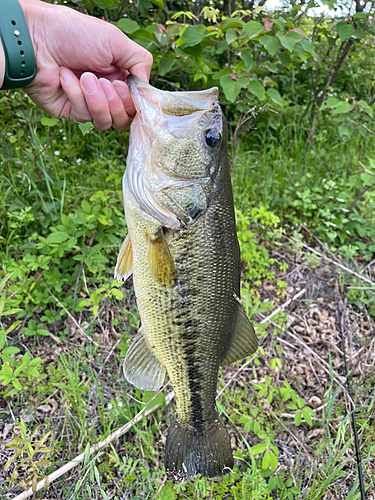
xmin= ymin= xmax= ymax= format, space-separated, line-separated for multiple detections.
xmin=19 ymin=0 xmax=152 ymax=130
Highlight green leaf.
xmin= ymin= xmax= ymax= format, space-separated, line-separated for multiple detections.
xmin=12 ymin=378 xmax=22 ymax=391
xmin=222 ymin=18 xmax=245 ymax=31
xmin=259 ymin=35 xmax=281 ymax=56
xmin=129 ymin=29 xmax=155 ymax=50
xmin=332 ymin=101 xmax=352 ymax=115
xmin=213 ymin=68 xmax=232 ymax=80
xmin=280 ymin=31 xmax=301 ymax=52
xmin=294 ymin=411 xmax=302 ymax=426
xmin=357 ymin=100 xmax=373 ymax=117
xmin=2 ymin=346 xmax=20 ymax=355
xmin=352 ymin=29 xmax=364 ymax=39
xmin=337 ymin=23 xmax=355 ymax=41
xmin=158 ymin=52 xmax=175 ymax=76
xmin=78 ymin=122 xmax=92 ymax=135
xmin=277 ymin=52 xmax=291 ymax=67
xmin=240 ymin=49 xmax=253 ymax=71
xmin=361 ymin=173 xmax=375 ymax=186
xmin=47 ymin=232 xmax=70 ymax=244
xmin=159 ymin=485 xmax=175 ymax=500
xmin=40 ymin=117 xmax=59 ymax=127
xmin=226 ymin=28 xmax=237 ymax=45
xmin=92 ymin=0 xmax=114 ymax=9
xmin=267 ymin=88 xmax=283 ymax=107
xmin=262 ymin=449 xmax=271 ymax=469
xmin=177 ymin=25 xmax=208 ymax=49
xmin=0 ymin=330 xmax=5 ymax=350
xmin=276 ymin=32 xmax=293 ymax=52
xmin=81 ymin=200 xmax=91 ymax=214
xmin=22 ymin=351 xmax=30 ymax=364
xmin=149 ymin=0 xmax=165 ymax=9
xmin=297 ymin=397 xmax=305 ymax=409
xmin=243 ymin=21 xmax=264 ymax=39
xmin=26 ymin=367 xmax=40 ymax=378
xmin=248 ymin=80 xmax=265 ymax=101
xmin=271 ymin=17 xmax=286 ymax=30
xmin=251 ymin=443 xmax=267 ymax=454
xmin=142 ymin=390 xmax=165 ymax=409
xmin=117 ymin=19 xmax=140 ymax=34
xmin=321 ymin=97 xmax=339 ymax=109
xmin=302 ymin=407 xmax=314 ymax=426
xmin=1 ymin=363 xmax=13 ymax=376
xmin=293 ymin=44 xmax=307 ymax=63
xmin=299 ymin=39 xmax=317 ymax=60
xmin=220 ymin=75 xmax=249 ymax=102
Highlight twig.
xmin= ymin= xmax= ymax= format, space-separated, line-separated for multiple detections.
xmin=69 ymin=231 xmax=97 ymax=340
xmin=216 ymin=352 xmax=258 ymax=400
xmin=13 ymin=387 xmax=175 ymax=500
xmin=275 ymin=329 xmax=347 ymax=394
xmin=336 ymin=297 xmax=366 ymax=499
xmin=43 ymin=281 xmax=103 ymax=348
xmin=259 ymin=288 xmax=306 ymax=324
xmin=153 ymin=475 xmax=168 ymax=500
xmin=290 ymin=237 xmax=375 ymax=287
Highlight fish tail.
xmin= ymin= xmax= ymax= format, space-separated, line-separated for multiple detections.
xmin=164 ymin=414 xmax=234 ymax=481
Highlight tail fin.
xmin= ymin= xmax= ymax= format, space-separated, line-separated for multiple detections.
xmin=164 ymin=416 xmax=234 ymax=482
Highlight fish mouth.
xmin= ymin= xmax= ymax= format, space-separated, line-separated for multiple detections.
xmin=125 ymin=76 xmax=221 ymax=229
xmin=127 ymin=75 xmax=219 ymax=120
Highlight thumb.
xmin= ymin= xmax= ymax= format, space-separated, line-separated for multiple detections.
xmin=112 ymin=30 xmax=153 ymax=83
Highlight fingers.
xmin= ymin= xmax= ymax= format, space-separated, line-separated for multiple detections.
xmin=60 ymin=67 xmax=91 ymax=123
xmin=60 ymin=69 xmax=133 ymax=131
xmin=81 ymin=73 xmax=112 ymax=130
xmin=99 ymin=78 xmax=130 ymax=131
xmin=113 ymin=80 xmax=136 ymax=117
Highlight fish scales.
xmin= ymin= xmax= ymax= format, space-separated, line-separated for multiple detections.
xmin=115 ymin=76 xmax=258 ymax=481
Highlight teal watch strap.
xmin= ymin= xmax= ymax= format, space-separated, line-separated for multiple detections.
xmin=0 ymin=0 xmax=36 ymax=90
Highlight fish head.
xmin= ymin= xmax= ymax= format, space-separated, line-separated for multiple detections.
xmin=125 ymin=76 xmax=226 ymax=228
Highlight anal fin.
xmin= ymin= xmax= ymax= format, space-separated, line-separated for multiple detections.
xmin=148 ymin=228 xmax=176 ymax=287
xmin=124 ymin=327 xmax=166 ymax=390
xmin=220 ymin=303 xmax=258 ymax=366
xmin=114 ymin=233 xmax=133 ymax=282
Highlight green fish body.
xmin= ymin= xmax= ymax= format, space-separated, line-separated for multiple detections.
xmin=115 ymin=76 xmax=257 ymax=481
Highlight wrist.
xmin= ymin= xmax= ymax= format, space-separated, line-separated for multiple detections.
xmin=0 ymin=0 xmax=38 ymax=90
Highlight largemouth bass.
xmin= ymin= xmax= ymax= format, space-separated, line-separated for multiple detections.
xmin=115 ymin=76 xmax=258 ymax=481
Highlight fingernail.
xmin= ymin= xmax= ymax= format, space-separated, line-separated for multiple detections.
xmin=99 ymin=78 xmax=114 ymax=101
xmin=81 ymin=73 xmax=98 ymax=94
xmin=113 ymin=80 xmax=128 ymax=99
xmin=60 ymin=67 xmax=72 ymax=82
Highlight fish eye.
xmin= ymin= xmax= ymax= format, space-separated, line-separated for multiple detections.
xmin=204 ymin=129 xmax=220 ymax=147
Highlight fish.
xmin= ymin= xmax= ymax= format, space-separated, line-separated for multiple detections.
xmin=115 ymin=76 xmax=258 ymax=482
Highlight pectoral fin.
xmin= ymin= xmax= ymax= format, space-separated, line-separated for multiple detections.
xmin=148 ymin=228 xmax=176 ymax=287
xmin=124 ymin=327 xmax=166 ymax=390
xmin=220 ymin=303 xmax=258 ymax=366
xmin=114 ymin=233 xmax=133 ymax=282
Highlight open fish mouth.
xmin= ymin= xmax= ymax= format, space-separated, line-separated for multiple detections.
xmin=127 ymin=75 xmax=219 ymax=121
xmin=125 ymin=77 xmax=224 ymax=229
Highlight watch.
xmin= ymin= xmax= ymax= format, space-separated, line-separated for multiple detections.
xmin=0 ymin=0 xmax=36 ymax=90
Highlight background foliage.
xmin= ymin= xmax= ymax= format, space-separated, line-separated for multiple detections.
xmin=1 ymin=0 xmax=375 ymax=498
